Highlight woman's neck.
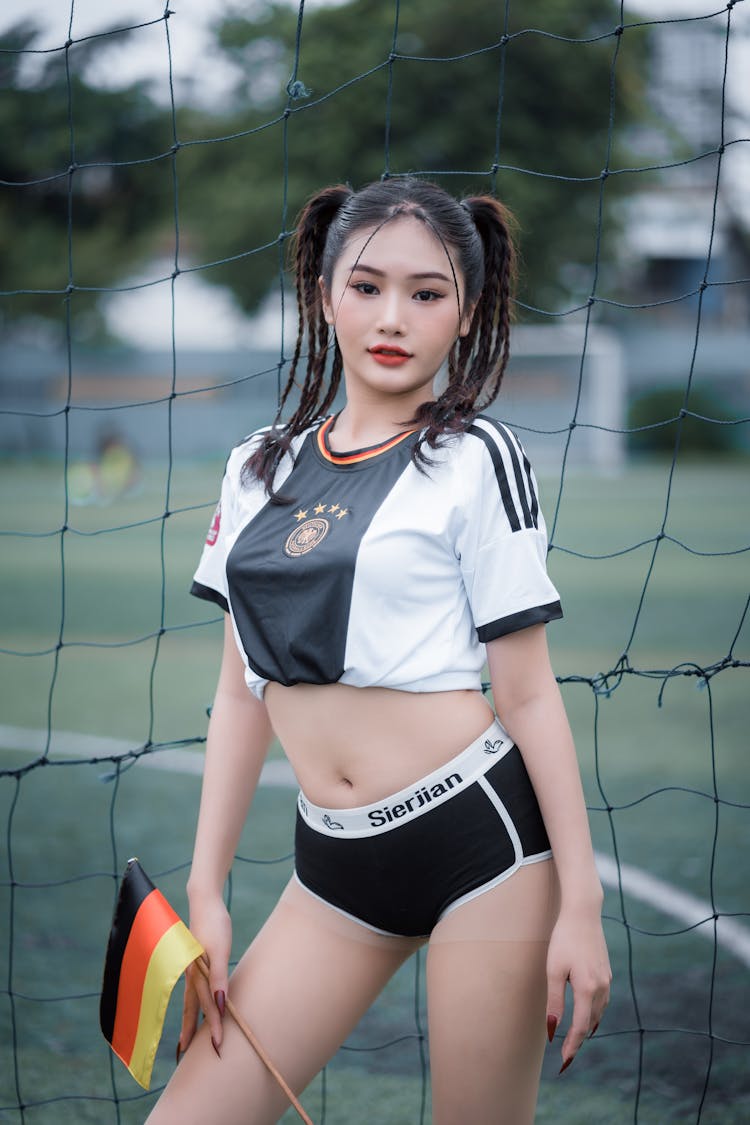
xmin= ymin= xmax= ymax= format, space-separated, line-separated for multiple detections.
xmin=330 ymin=395 xmax=431 ymax=451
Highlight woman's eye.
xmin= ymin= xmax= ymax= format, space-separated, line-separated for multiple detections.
xmin=352 ymin=281 xmax=379 ymax=295
xmin=414 ymin=289 xmax=442 ymax=302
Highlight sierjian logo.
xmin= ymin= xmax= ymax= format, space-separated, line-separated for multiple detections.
xmin=484 ymin=737 xmax=505 ymax=755
xmin=298 ymin=795 xmax=309 ymax=817
xmin=322 ymin=813 xmax=344 ymax=831
xmin=368 ymin=771 xmax=463 ymax=827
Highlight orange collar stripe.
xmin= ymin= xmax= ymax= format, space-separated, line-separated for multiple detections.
xmin=317 ymin=416 xmax=417 ymax=464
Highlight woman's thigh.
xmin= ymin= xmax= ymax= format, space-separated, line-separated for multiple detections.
xmin=426 ymin=860 xmax=559 ymax=1125
xmin=146 ymin=878 xmax=421 ymax=1125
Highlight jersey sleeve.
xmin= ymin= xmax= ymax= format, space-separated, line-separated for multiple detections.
xmin=190 ymin=452 xmax=241 ymax=614
xmin=458 ymin=419 xmax=563 ymax=642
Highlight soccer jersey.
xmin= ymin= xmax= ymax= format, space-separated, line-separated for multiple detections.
xmin=191 ymin=414 xmax=562 ymax=700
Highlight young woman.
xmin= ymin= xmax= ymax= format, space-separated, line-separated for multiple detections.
xmin=146 ymin=179 xmax=611 ymax=1125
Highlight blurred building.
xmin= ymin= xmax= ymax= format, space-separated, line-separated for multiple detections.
xmin=617 ymin=15 xmax=750 ymax=326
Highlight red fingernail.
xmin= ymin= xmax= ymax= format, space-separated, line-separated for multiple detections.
xmin=214 ymin=990 xmax=226 ymax=1018
xmin=589 ymin=1021 xmax=600 ymax=1039
xmin=175 ymin=1040 xmax=182 ymax=1065
xmin=211 ymin=1035 xmax=222 ymax=1060
xmin=547 ymin=1015 xmax=558 ymax=1043
xmin=559 ymin=1056 xmax=573 ymax=1075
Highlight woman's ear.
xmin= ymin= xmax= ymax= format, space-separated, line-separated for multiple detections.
xmin=319 ymin=276 xmax=334 ymax=325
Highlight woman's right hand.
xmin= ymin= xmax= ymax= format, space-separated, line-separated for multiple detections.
xmin=178 ymin=893 xmax=233 ymax=1058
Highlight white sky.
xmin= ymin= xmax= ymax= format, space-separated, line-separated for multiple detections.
xmin=2 ymin=0 xmax=747 ymax=348
xmin=0 ymin=0 xmax=347 ymax=101
xmin=3 ymin=1 xmax=746 ymax=105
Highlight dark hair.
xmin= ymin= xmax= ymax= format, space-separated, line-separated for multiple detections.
xmin=245 ymin=178 xmax=516 ymax=496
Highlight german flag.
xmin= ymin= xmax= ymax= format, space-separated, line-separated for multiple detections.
xmin=100 ymin=859 xmax=204 ymax=1089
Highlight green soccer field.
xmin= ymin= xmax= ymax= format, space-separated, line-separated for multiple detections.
xmin=1 ymin=456 xmax=748 ymax=1124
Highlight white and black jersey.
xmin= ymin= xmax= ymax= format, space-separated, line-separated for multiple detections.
xmin=191 ymin=414 xmax=562 ymax=700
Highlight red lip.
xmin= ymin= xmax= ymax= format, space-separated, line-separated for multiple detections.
xmin=368 ymin=345 xmax=412 ymax=367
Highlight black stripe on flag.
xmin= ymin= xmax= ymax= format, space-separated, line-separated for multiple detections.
xmin=100 ymin=859 xmax=155 ymax=1044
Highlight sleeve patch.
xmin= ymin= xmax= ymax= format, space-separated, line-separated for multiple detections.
xmin=205 ymin=501 xmax=221 ymax=546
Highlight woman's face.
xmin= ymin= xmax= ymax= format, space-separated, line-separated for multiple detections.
xmin=320 ymin=215 xmax=474 ymax=411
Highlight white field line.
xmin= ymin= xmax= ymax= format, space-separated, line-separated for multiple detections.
xmin=0 ymin=723 xmax=292 ymax=787
xmin=2 ymin=724 xmax=749 ymax=969
xmin=594 ymin=853 xmax=750 ymax=969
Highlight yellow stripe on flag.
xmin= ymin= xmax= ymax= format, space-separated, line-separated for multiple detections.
xmin=127 ymin=919 xmax=203 ymax=1089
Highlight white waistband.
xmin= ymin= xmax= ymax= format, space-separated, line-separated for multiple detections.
xmin=296 ymin=718 xmax=514 ymax=838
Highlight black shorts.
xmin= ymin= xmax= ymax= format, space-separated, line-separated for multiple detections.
xmin=294 ymin=719 xmax=552 ymax=938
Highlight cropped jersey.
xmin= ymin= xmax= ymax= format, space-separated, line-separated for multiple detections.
xmin=191 ymin=414 xmax=563 ymax=701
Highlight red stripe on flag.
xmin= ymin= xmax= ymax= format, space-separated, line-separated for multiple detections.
xmin=110 ymin=888 xmax=181 ymax=1067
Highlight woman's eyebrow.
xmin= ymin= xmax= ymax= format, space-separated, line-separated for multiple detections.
xmin=348 ymin=263 xmax=452 ymax=283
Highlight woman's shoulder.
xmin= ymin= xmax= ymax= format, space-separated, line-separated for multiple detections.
xmin=438 ymin=415 xmax=539 ymax=519
xmin=220 ymin=423 xmax=273 ymax=479
xmin=465 ymin=413 xmax=524 ymax=448
xmin=223 ymin=416 xmax=324 ymax=482
xmin=230 ymin=421 xmax=276 ymax=457
xmin=440 ymin=414 xmax=527 ymax=469
xmin=235 ymin=416 xmax=325 ymax=455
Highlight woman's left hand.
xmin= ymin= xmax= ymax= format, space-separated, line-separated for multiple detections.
xmin=545 ymin=904 xmax=611 ymax=1071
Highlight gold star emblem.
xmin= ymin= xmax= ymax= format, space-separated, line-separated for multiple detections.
xmin=294 ymin=508 xmax=308 ymax=522
xmin=314 ymin=502 xmax=327 ymax=515
xmin=328 ymin=503 xmax=340 ymax=514
xmin=335 ymin=508 xmax=349 ymax=519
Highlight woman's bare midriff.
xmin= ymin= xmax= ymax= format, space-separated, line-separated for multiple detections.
xmin=263 ymin=681 xmax=495 ymax=809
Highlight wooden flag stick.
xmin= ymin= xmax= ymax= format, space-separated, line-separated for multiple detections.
xmin=195 ymin=958 xmax=313 ymax=1125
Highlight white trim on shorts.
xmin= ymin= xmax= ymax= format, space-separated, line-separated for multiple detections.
xmin=291 ymin=871 xmax=406 ymax=938
xmin=296 ymin=718 xmax=515 ymax=839
xmin=437 ymin=774 xmax=553 ymax=924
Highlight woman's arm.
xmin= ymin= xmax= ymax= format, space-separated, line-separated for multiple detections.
xmin=180 ymin=617 xmax=274 ymax=1055
xmin=486 ymin=625 xmax=611 ymax=1070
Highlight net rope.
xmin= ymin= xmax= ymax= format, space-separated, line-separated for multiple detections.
xmin=1 ymin=2 xmax=748 ymax=1121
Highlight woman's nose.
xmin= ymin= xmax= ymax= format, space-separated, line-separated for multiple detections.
xmin=376 ymin=291 xmax=407 ymax=335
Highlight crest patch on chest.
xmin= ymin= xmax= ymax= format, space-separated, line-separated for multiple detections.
xmin=284 ymin=517 xmax=330 ymax=557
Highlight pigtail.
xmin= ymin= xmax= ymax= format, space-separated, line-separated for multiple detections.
xmin=244 ymin=184 xmax=353 ymax=497
xmin=412 ymin=195 xmax=517 ymax=458
xmin=458 ymin=195 xmax=517 ymax=408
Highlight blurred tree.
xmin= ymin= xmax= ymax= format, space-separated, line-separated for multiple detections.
xmin=176 ymin=0 xmax=648 ymax=315
xmin=1 ymin=2 xmax=648 ymax=336
xmin=0 ymin=22 xmax=174 ymax=338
